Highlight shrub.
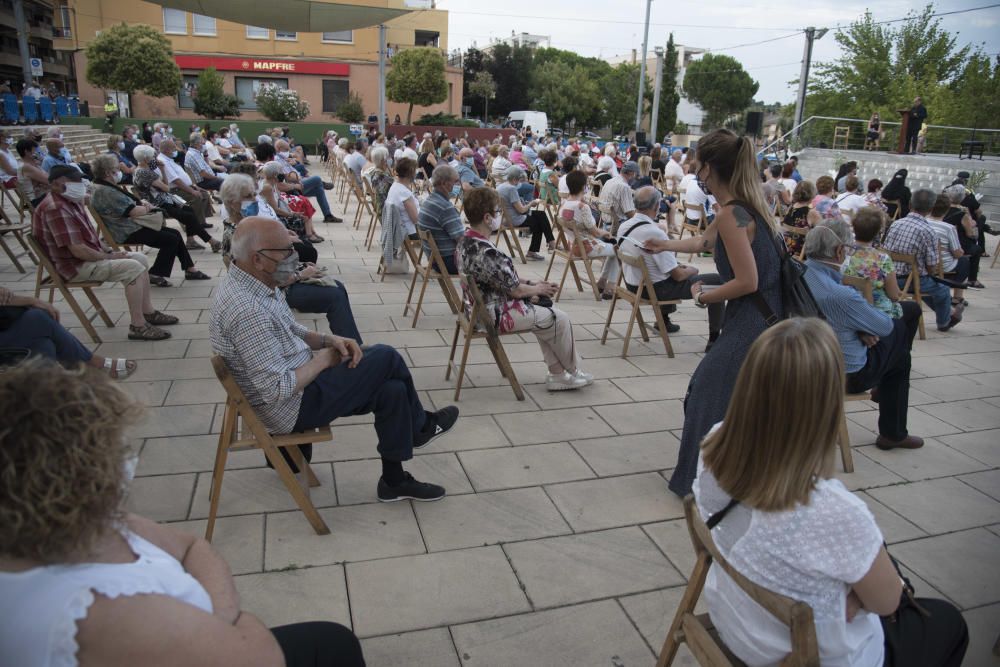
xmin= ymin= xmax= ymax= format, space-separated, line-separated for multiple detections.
xmin=255 ymin=85 xmax=309 ymax=122
xmin=192 ymin=67 xmax=242 ymax=119
xmin=335 ymin=92 xmax=365 ymax=123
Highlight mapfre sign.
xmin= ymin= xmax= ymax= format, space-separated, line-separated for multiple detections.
xmin=174 ymin=56 xmax=349 ymax=77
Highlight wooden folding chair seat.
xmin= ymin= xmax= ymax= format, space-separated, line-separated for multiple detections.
xmin=11 ymin=182 xmax=36 ymax=223
xmin=207 ymin=356 xmax=333 ymax=539
xmin=495 ymin=206 xmax=527 ymax=265
xmin=445 ymin=273 xmax=524 ymax=401
xmin=780 ymin=224 xmax=808 ymax=261
xmin=26 ymin=233 xmax=113 ymax=343
xmin=601 ymin=249 xmax=682 ymax=358
xmin=657 ymin=497 xmax=821 ymax=667
xmin=350 ymin=178 xmax=374 ymax=230
xmin=543 ymin=209 xmax=602 ymax=301
xmin=680 ymin=204 xmax=709 ymax=262
xmin=403 ymin=229 xmax=460 ymax=328
xmin=886 ymin=251 xmax=926 ymax=340
xmin=0 ymin=204 xmax=37 ymax=273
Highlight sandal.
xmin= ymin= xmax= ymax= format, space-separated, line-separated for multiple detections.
xmin=128 ymin=324 xmax=171 ymax=341
xmin=149 ymin=275 xmax=172 ymax=287
xmin=307 ymin=234 xmax=325 ymax=243
xmin=143 ymin=310 xmax=179 ymax=326
xmin=184 ymin=269 xmax=211 ymax=280
xmin=103 ymin=357 xmax=137 ymax=379
xmin=209 ymin=239 xmax=222 ymax=253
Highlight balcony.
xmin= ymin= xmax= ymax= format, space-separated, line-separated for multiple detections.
xmin=52 ymin=26 xmax=71 ymax=38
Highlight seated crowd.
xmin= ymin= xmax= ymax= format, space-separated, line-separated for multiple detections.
xmin=1 ymin=119 xmax=986 ymax=667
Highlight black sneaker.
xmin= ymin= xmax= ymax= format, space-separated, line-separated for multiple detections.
xmin=323 ymin=214 xmax=343 ymax=223
xmin=322 ymin=181 xmax=335 ymax=190
xmin=377 ymin=472 xmax=446 ymax=502
xmin=414 ymin=406 xmax=459 ymax=449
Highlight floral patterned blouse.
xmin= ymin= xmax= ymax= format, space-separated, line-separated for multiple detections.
xmin=132 ymin=166 xmax=171 ymax=207
xmin=456 ymin=229 xmax=531 ymax=333
xmin=843 ymin=245 xmax=902 ymax=318
xmin=368 ymin=168 xmax=393 ymax=214
xmin=782 ymin=205 xmax=811 ymax=256
xmin=558 ymin=200 xmax=601 ymax=255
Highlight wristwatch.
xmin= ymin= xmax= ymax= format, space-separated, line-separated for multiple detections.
xmin=694 ymin=289 xmax=708 ymax=309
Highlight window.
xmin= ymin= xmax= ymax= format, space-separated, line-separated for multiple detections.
xmin=178 ymin=75 xmax=198 ymax=109
xmin=246 ymin=25 xmax=269 ymax=39
xmin=162 ymin=8 xmax=186 ymax=34
xmin=321 ymin=30 xmax=353 ymax=43
xmin=192 ymin=14 xmax=216 ymax=36
xmin=321 ymin=80 xmax=349 ymax=113
xmin=414 ymin=30 xmax=439 ymax=47
xmin=235 ymin=77 xmax=288 ymax=109
xmin=275 ymin=30 xmax=297 ymax=41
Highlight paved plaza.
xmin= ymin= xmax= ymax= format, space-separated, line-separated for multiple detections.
xmin=6 ymin=190 xmax=999 ymax=665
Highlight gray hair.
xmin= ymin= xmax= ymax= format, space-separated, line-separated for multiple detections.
xmin=133 ymin=144 xmax=156 ymax=164
xmin=189 ymin=131 xmax=203 ymax=145
xmin=371 ymin=145 xmax=389 ymax=169
xmin=338 ymin=137 xmax=348 ymax=148
xmin=91 ymin=154 xmax=119 ymax=181
xmin=261 ymin=161 xmax=285 ymax=179
xmin=633 ymin=185 xmax=661 ymax=213
xmin=505 ymin=165 xmax=526 ymax=183
xmin=621 ymin=161 xmax=639 ymax=175
xmin=257 ymin=134 xmax=272 ymax=145
xmin=911 ymin=188 xmax=937 ymax=215
xmin=943 ymin=184 xmax=966 ymax=205
xmin=219 ymin=173 xmax=255 ymax=205
xmin=803 ymin=217 xmax=853 ymax=261
xmin=431 ymin=163 xmax=458 ymax=187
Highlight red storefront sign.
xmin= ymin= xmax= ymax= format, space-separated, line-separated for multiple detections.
xmin=174 ymin=55 xmax=349 ymax=76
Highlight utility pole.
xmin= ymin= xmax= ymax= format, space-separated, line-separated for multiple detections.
xmin=378 ymin=24 xmax=387 ymax=134
xmin=12 ymin=0 xmax=34 ymax=90
xmin=650 ymin=46 xmax=664 ymax=144
xmin=793 ymin=26 xmax=827 ymax=136
xmin=634 ymin=0 xmax=652 ymax=137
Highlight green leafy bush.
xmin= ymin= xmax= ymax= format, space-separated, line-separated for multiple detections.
xmin=255 ymin=85 xmax=309 ymax=122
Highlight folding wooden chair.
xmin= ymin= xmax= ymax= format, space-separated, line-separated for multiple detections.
xmin=0 ymin=205 xmax=36 ymax=274
xmin=11 ymin=182 xmax=37 ymax=223
xmin=600 ymin=250 xmax=682 ymax=358
xmin=656 ymin=496 xmax=821 ymax=667
xmin=26 ymin=233 xmax=114 ymax=344
xmin=86 ymin=204 xmax=131 ymax=252
xmin=362 ymin=176 xmax=382 ymax=251
xmin=350 ymin=177 xmax=374 ymax=230
xmin=886 ymin=251 xmax=926 ymax=340
xmin=403 ymin=229 xmax=460 ymax=328
xmin=680 ymin=204 xmax=709 ymax=262
xmin=544 ymin=208 xmax=602 ymax=301
xmin=207 ymin=356 xmax=333 ymax=539
xmin=881 ymin=199 xmax=901 ymax=222
xmin=780 ymin=224 xmax=808 ymax=261
xmin=495 ymin=206 xmax=527 ymax=264
xmin=445 ymin=273 xmax=524 ymax=401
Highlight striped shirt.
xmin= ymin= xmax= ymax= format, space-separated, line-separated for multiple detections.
xmin=599 ymin=175 xmax=635 ymax=223
xmin=209 ymin=264 xmax=313 ymax=434
xmin=803 ymin=260 xmax=893 ymax=373
xmin=418 ymin=190 xmax=465 ymax=259
xmin=883 ymin=212 xmax=939 ymax=277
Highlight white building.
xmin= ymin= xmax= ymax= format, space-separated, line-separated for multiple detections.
xmin=480 ymin=31 xmax=551 ymax=53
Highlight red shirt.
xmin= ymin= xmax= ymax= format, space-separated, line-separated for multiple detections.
xmin=31 ymin=193 xmax=102 ymax=280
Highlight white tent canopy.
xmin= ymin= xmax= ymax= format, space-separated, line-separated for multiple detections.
xmin=146 ymin=0 xmax=411 ymax=33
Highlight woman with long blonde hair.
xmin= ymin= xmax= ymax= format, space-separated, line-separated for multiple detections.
xmin=694 ymin=318 xmax=967 ymax=667
xmin=643 ymin=128 xmax=783 ymax=497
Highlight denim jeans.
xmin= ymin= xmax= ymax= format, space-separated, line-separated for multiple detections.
xmin=284 ymin=281 xmax=362 ymax=343
xmin=0 ymin=307 xmax=92 ymax=364
xmin=900 ymin=274 xmax=952 ymax=328
xmin=300 ymin=175 xmax=332 ymax=216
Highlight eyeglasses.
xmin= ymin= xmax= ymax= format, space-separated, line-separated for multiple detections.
xmin=256 ymin=247 xmax=295 ymax=262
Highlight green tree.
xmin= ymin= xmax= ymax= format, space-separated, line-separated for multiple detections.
xmin=529 ymin=61 xmax=598 ymax=130
xmin=485 ymin=43 xmax=535 ymax=118
xmin=461 ymin=47 xmax=488 ymax=115
xmin=85 ymin=23 xmax=181 ymax=98
xmin=468 ymin=71 xmax=496 ymax=122
xmin=386 ymin=47 xmax=449 ymax=124
xmin=335 ymin=91 xmax=365 ymax=123
xmin=191 ymin=67 xmax=241 ymax=119
xmin=602 ymin=63 xmax=652 ymax=135
xmin=683 ymin=53 xmax=758 ymax=129
xmin=654 ymin=34 xmax=680 ymax=141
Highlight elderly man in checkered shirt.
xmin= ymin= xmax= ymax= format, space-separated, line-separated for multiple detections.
xmin=210 ymin=217 xmax=459 ymax=502
xmin=598 ymin=160 xmax=638 ymax=234
xmin=883 ymin=188 xmax=964 ymax=332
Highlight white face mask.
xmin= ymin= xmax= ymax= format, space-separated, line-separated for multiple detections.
xmin=62 ymin=181 xmax=87 ymax=202
xmin=278 ymin=151 xmax=290 ymax=159
xmin=487 ymin=212 xmax=501 ymax=232
xmin=117 ymin=141 xmax=125 ymax=150
xmin=114 ymin=170 xmax=123 ymax=183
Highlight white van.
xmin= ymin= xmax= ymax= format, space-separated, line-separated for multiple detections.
xmin=505 ymin=110 xmax=548 ymax=137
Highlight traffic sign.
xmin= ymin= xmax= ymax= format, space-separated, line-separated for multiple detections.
xmin=29 ymin=58 xmax=43 ymax=77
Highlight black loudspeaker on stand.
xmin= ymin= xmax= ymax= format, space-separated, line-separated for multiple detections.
xmin=634 ymin=130 xmax=647 ymax=147
xmin=745 ymin=111 xmax=764 ymax=136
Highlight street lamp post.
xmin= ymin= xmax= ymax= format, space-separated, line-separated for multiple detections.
xmin=650 ymin=46 xmax=664 ymax=145
xmin=793 ymin=26 xmax=827 ymax=137
xmin=634 ymin=0 xmax=653 ymax=137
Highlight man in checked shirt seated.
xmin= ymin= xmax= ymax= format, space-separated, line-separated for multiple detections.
xmin=210 ymin=217 xmax=459 ymax=502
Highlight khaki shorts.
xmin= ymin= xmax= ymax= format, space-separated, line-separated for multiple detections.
xmin=72 ymin=252 xmax=149 ymax=286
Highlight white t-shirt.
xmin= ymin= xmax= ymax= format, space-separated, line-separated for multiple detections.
xmin=683 ymin=178 xmax=714 ymax=221
xmin=157 ymin=154 xmax=193 ymax=187
xmin=386 ymin=181 xmax=418 ymax=234
xmin=693 ymin=442 xmax=884 ymax=667
xmin=402 ymin=147 xmax=418 ymax=162
xmin=780 ymin=178 xmax=798 ymax=197
xmin=205 ymin=142 xmax=223 ymax=163
xmin=0 ymin=149 xmax=18 ymax=184
xmin=834 ymin=192 xmax=868 ymax=216
xmin=558 ymin=173 xmax=569 ymax=195
xmin=491 ymin=156 xmax=512 ymax=179
xmin=664 ymin=159 xmax=685 ymax=189
xmin=927 ymin=218 xmax=961 ymax=273
xmin=617 ymin=214 xmax=678 ymax=284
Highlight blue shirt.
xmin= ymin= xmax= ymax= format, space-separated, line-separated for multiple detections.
xmin=41 ymin=152 xmax=81 ymax=175
xmin=418 ymin=190 xmax=465 ymax=260
xmin=803 ymin=260 xmax=893 ymax=373
xmin=456 ymin=161 xmax=483 ymax=187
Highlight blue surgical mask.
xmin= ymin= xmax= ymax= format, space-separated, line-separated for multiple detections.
xmin=464 ymin=157 xmax=474 ymax=167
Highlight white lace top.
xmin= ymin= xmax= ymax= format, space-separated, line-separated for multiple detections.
xmin=693 ymin=446 xmax=884 ymax=667
xmin=0 ymin=530 xmax=213 ymax=667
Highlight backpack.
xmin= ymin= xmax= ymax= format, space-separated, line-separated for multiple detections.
xmin=730 ymin=200 xmax=825 ymax=325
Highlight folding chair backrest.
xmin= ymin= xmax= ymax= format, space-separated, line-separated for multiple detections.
xmin=25 ymin=232 xmax=59 ymax=283
xmin=617 ymin=250 xmax=653 ymax=299
xmin=39 ymin=97 xmax=53 ymax=123
xmin=460 ymin=272 xmax=498 ymax=336
xmin=87 ymin=204 xmax=123 ymax=251
xmin=23 ymin=98 xmax=38 ymax=123
xmin=841 ymin=275 xmax=873 ymax=304
xmin=882 ymin=199 xmax=901 ymax=221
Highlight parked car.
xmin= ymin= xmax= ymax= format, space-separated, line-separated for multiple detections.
xmin=578 ymin=131 xmax=602 ymax=142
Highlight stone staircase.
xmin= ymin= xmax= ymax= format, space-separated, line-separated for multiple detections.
xmin=794 ymin=147 xmax=1000 ymax=222
xmin=1 ymin=124 xmax=114 ymax=162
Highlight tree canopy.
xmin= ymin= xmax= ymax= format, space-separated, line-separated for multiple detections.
xmin=654 ymin=34 xmax=681 ymax=140
xmin=468 ymin=70 xmax=496 ymax=120
xmin=335 ymin=91 xmax=365 ymax=123
xmin=529 ymin=61 xmax=599 ymax=129
xmin=683 ymin=53 xmax=758 ymax=130
xmin=85 ymin=23 xmax=181 ymax=98
xmin=191 ymin=67 xmax=241 ymax=119
xmin=386 ymin=47 xmax=449 ymax=124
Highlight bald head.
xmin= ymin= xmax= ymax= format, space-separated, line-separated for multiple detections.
xmin=459 ymin=147 xmax=474 ymax=159
xmin=231 ymin=217 xmax=287 ymax=263
xmin=275 ymin=139 xmax=290 ymax=152
xmin=633 ymin=186 xmax=661 ymax=215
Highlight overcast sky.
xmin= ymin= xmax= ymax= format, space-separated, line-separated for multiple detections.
xmin=429 ymin=0 xmax=1000 ymax=104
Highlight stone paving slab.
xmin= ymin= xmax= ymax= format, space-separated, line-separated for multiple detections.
xmin=8 ymin=185 xmax=999 ymax=664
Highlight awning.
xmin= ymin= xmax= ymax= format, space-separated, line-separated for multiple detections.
xmin=145 ymin=0 xmax=411 ymax=33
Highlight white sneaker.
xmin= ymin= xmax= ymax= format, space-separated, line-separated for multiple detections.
xmin=571 ymin=369 xmax=594 ymax=386
xmin=546 ymin=370 xmax=589 ymax=391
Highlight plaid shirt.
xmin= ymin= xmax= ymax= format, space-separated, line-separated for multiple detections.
xmin=599 ymin=175 xmax=635 ymax=223
xmin=883 ymin=212 xmax=939 ymax=277
xmin=184 ymin=147 xmax=213 ymax=184
xmin=209 ymin=264 xmax=313 ymax=434
xmin=31 ymin=193 xmax=103 ymax=280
